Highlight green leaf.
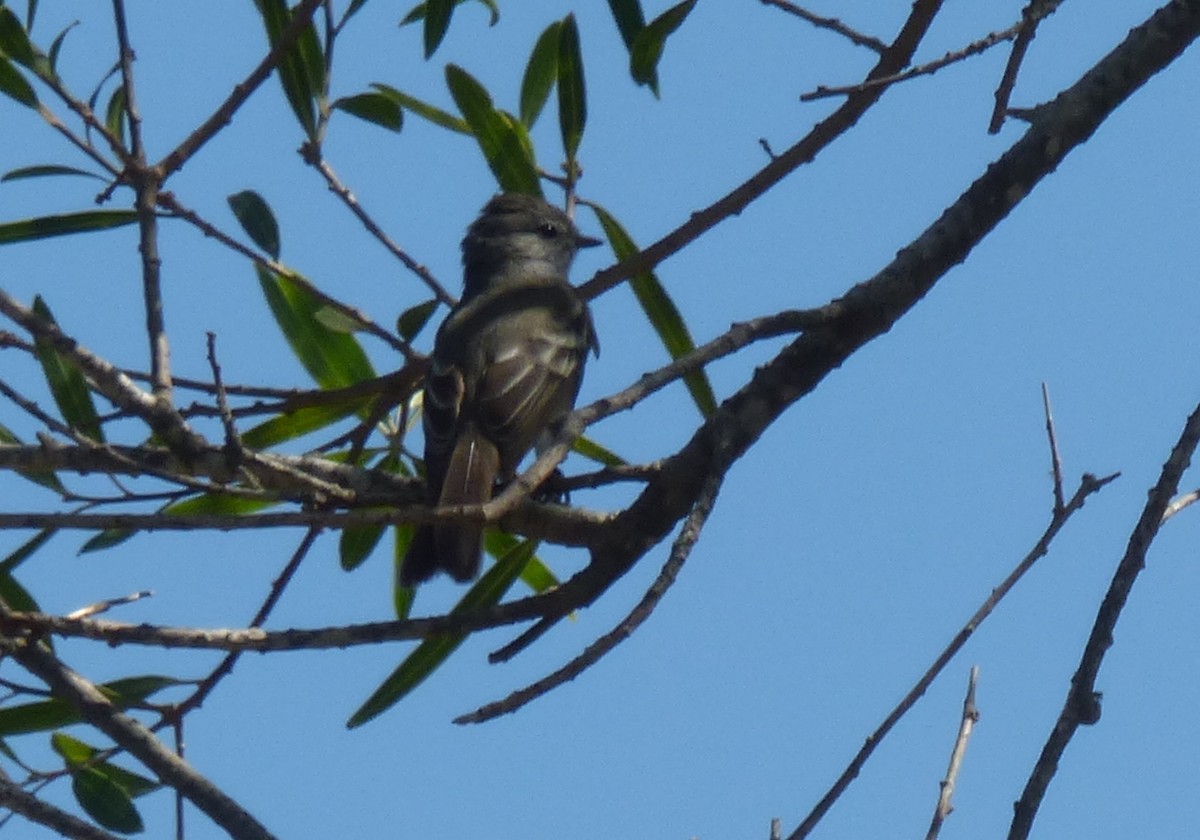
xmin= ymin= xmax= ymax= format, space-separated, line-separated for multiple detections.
xmin=0 ymin=210 xmax=137 ymax=244
xmin=31 ymin=296 xmax=105 ymax=441
xmin=253 ymin=0 xmax=323 ymax=137
xmin=333 ymin=92 xmax=403 ymax=132
xmin=396 ymin=299 xmax=438 ymax=341
xmin=24 ymin=0 xmax=38 ymax=32
xmin=0 ymin=6 xmax=35 ymax=67
xmin=228 ymin=190 xmax=281 ymax=260
xmin=1 ymin=527 xmax=55 ymax=575
xmin=606 ymin=0 xmax=645 ymax=50
xmin=484 ymin=531 xmax=558 ymax=594
xmin=0 ymin=55 xmax=36 ymax=106
xmin=591 ymin=205 xmax=716 ymax=416
xmin=572 ymin=434 xmax=626 ymax=468
xmin=400 ymin=0 xmax=499 ymax=28
xmin=519 ymin=21 xmax=560 ymax=128
xmin=78 ymin=528 xmax=135 ymax=554
xmin=422 ymin=0 xmax=453 ymax=58
xmin=392 ymin=526 xmax=416 ymax=619
xmin=313 ymin=305 xmax=368 ymax=334
xmin=372 ymin=84 xmax=470 ymax=134
xmin=103 ymin=84 xmax=125 ymax=145
xmin=347 ymin=539 xmax=537 ymax=728
xmin=340 ymin=521 xmax=385 ymax=571
xmin=240 ymin=393 xmax=374 ymax=449
xmin=0 ymin=676 xmax=183 ymax=736
xmin=1 ymin=164 xmax=106 ymax=183
xmin=445 ymin=64 xmax=541 ymax=196
xmin=0 ymin=423 xmax=64 ymax=492
xmin=0 ymin=568 xmax=40 ymax=613
xmin=47 ymin=21 xmax=76 ymax=73
xmin=257 ymin=267 xmax=376 ymax=390
xmin=72 ymin=766 xmax=143 ymax=833
xmin=556 ymin=14 xmax=586 ymax=162
xmin=162 ymin=494 xmax=280 ymax=517
xmin=630 ymin=0 xmax=696 ymax=96
xmin=52 ymin=733 xmax=159 ymax=798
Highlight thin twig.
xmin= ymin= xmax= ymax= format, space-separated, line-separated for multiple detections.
xmin=787 ymin=472 xmax=1115 ymax=840
xmin=1009 ymin=400 xmax=1200 ymax=840
xmin=579 ymin=0 xmax=948 ymax=302
xmin=925 ymin=666 xmax=980 ymax=840
xmin=65 ymin=590 xmax=153 ymax=620
xmin=309 ymin=155 xmax=455 ymax=306
xmin=0 ymin=775 xmax=124 ymax=840
xmin=455 ymin=472 xmax=723 ymax=724
xmin=157 ymin=192 xmax=413 ymax=357
xmin=756 ymin=0 xmax=887 ymax=52
xmin=157 ymin=0 xmax=325 ymax=177
xmin=801 ymin=21 xmax=1023 ymax=101
xmin=1041 ymin=382 xmax=1065 ymax=513
xmin=989 ymin=0 xmax=1064 ymax=133
xmin=163 ymin=527 xmax=322 ymax=724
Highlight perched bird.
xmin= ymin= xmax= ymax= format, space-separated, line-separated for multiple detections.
xmin=401 ymin=193 xmax=601 ymax=585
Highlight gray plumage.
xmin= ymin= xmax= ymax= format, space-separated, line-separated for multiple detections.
xmin=401 ymin=194 xmax=600 ymax=585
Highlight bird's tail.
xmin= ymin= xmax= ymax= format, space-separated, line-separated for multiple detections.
xmin=401 ymin=425 xmax=500 ymax=585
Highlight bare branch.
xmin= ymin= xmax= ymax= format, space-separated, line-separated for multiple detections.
xmin=1010 ymin=400 xmax=1200 ymax=839
xmin=0 ymin=774 xmax=124 ymax=840
xmin=786 ymin=473 xmax=1113 ymax=840
xmin=989 ymin=0 xmax=1064 ymax=133
xmin=925 ymin=666 xmax=981 ymax=840
xmin=579 ymin=0 xmax=948 ymax=302
xmin=1042 ymin=382 xmax=1066 ymax=513
xmin=157 ymin=0 xmax=325 ymax=178
xmin=457 ymin=472 xmax=724 ymax=723
xmin=756 ymin=0 xmax=887 ymax=52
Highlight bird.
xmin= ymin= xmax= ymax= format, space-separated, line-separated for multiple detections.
xmin=400 ymin=193 xmax=601 ymax=586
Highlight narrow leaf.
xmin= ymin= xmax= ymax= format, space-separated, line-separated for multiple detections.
xmin=340 ymin=521 xmax=386 ymax=571
xmin=1 ymin=527 xmax=55 ymax=574
xmin=72 ymin=767 xmax=143 ymax=833
xmin=347 ymin=539 xmax=537 ymax=727
xmin=484 ymin=531 xmax=559 ymax=594
xmin=79 ymin=529 xmax=135 ymax=554
xmin=0 ymin=676 xmax=183 ymax=736
xmin=163 ymin=494 xmax=280 ymax=516
xmin=31 ymin=296 xmax=104 ymax=441
xmin=0 ymin=423 xmax=64 ymax=491
xmin=591 ymin=205 xmax=716 ymax=416
xmin=556 ymin=14 xmax=586 ymax=161
xmin=445 ymin=64 xmax=541 ymax=196
xmin=240 ymin=393 xmax=373 ymax=449
xmin=257 ymin=267 xmax=376 ymax=390
xmin=0 ymin=6 xmax=36 ymax=66
xmin=228 ymin=190 xmax=281 ymax=260
xmin=400 ymin=0 xmax=499 ymax=28
xmin=52 ymin=733 xmax=159 ymax=797
xmin=47 ymin=21 xmax=76 ymax=72
xmin=0 ymin=55 xmax=36 ymax=106
xmin=1 ymin=164 xmax=106 ymax=183
xmin=519 ymin=21 xmax=560 ymax=128
xmin=372 ymin=84 xmax=470 ymax=134
xmin=396 ymin=299 xmax=438 ymax=341
xmin=571 ymin=434 xmax=626 ymax=468
xmin=606 ymin=0 xmax=645 ymax=50
xmin=333 ymin=92 xmax=403 ymax=132
xmin=103 ymin=84 xmax=125 ymax=145
xmin=630 ymin=0 xmax=697 ymax=96
xmin=253 ymin=0 xmax=321 ymax=137
xmin=422 ymin=0 xmax=453 ymax=58
xmin=0 ymin=210 xmax=137 ymax=245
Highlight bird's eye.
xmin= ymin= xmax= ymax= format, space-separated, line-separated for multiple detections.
xmin=538 ymin=222 xmax=560 ymax=239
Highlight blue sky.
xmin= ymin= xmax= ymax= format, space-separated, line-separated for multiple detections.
xmin=2 ymin=1 xmax=1199 ymax=838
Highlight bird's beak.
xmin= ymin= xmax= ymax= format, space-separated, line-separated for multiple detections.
xmin=576 ymin=233 xmax=604 ymax=249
